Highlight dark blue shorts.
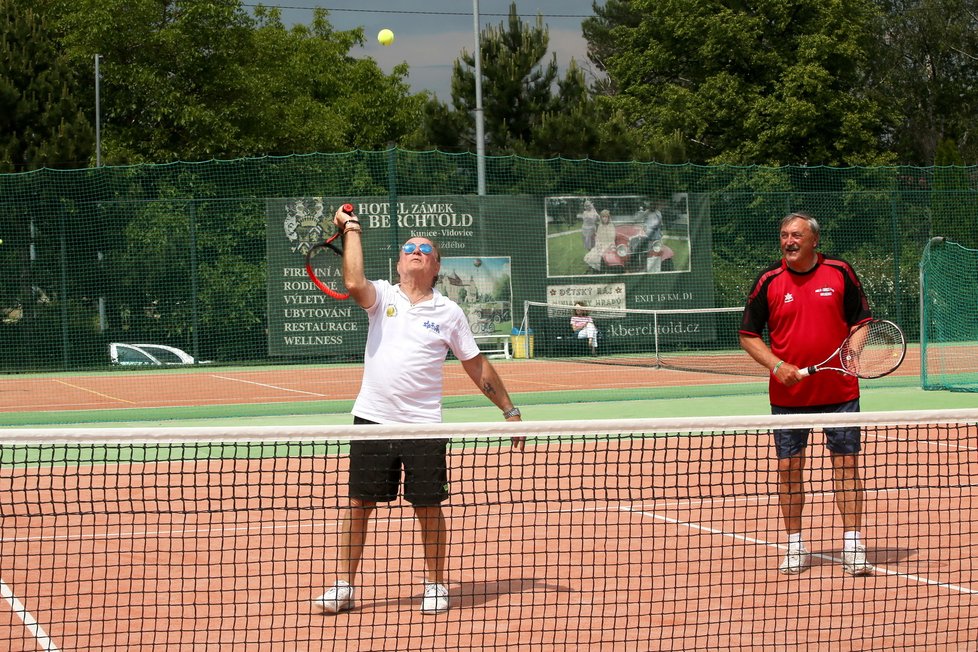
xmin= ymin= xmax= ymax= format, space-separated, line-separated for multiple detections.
xmin=771 ymin=399 xmax=861 ymax=459
xmin=348 ymin=416 xmax=449 ymax=506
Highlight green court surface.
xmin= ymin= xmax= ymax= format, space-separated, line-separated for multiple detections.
xmin=3 ymin=377 xmax=973 ymax=430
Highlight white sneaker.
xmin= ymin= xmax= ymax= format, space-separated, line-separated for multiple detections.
xmin=313 ymin=580 xmax=355 ymax=613
xmin=779 ymin=546 xmax=811 ymax=574
xmin=420 ymin=582 xmax=450 ymax=614
xmin=842 ymin=545 xmax=874 ymax=576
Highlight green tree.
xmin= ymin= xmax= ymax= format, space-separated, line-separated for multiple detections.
xmin=5 ymin=0 xmax=430 ymax=364
xmin=466 ymin=3 xmax=558 ymax=152
xmin=932 ymin=138 xmax=976 ymax=246
xmin=245 ymin=7 xmax=426 ymax=153
xmin=415 ymin=2 xmax=649 ymax=160
xmin=874 ymin=0 xmax=978 ymax=164
xmin=577 ymin=0 xmax=689 ymax=161
xmin=420 ymin=3 xmax=560 ymax=154
xmin=581 ymin=0 xmax=641 ymax=95
xmin=0 ymin=0 xmax=93 ymax=172
xmin=39 ymin=0 xmax=261 ymax=162
xmin=37 ymin=0 xmax=424 ymax=163
xmin=529 ymin=62 xmax=663 ymax=160
xmin=595 ymin=0 xmax=892 ymax=165
xmin=426 ymin=3 xmax=557 ymax=154
xmin=528 ymin=62 xmax=607 ymax=158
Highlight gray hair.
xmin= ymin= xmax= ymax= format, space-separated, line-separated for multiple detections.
xmin=781 ymin=212 xmax=820 ymax=240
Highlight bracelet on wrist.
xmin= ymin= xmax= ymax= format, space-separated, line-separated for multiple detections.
xmin=772 ymin=360 xmax=784 ymax=375
xmin=342 ymin=219 xmax=361 ymax=233
xmin=502 ymin=407 xmax=521 ymax=419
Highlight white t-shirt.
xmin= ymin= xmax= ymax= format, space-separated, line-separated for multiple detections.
xmin=352 ymin=279 xmax=482 ymax=424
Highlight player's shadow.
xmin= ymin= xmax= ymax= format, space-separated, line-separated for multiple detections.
xmin=451 ymin=578 xmax=571 ymax=609
xmin=810 ymin=546 xmax=915 ymax=568
xmin=860 ymin=546 xmax=917 ymax=566
xmin=350 ymin=578 xmax=570 ymax=613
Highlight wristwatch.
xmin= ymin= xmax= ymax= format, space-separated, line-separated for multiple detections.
xmin=502 ymin=407 xmax=521 ymax=419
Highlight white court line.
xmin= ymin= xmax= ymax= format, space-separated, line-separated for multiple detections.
xmin=621 ymin=500 xmax=978 ymax=597
xmin=211 ymin=375 xmax=328 ymax=397
xmin=1 ymin=480 xmax=973 ymax=652
xmin=0 ymin=516 xmax=411 ymax=545
xmin=0 ymin=578 xmax=60 ymax=652
xmin=51 ymin=379 xmax=135 ymax=405
xmin=873 ymin=431 xmax=978 ymax=452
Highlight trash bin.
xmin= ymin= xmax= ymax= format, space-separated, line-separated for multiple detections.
xmin=511 ymin=327 xmax=534 ymax=359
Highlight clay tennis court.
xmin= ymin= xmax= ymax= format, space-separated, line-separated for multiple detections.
xmin=0 ymin=354 xmax=970 ymax=650
xmin=0 ymin=354 xmax=921 ymax=414
xmin=0 ymin=406 xmax=974 ymax=650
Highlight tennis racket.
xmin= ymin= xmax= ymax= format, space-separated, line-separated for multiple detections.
xmin=798 ymin=319 xmax=906 ymax=379
xmin=304 ymin=203 xmax=354 ymax=301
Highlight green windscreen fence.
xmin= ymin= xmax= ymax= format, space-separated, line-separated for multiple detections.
xmin=0 ymin=152 xmax=976 ymax=389
xmin=920 ymin=238 xmax=978 ymax=392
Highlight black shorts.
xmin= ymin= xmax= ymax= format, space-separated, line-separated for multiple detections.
xmin=771 ymin=399 xmax=861 ymax=459
xmin=348 ymin=416 xmax=449 ymax=506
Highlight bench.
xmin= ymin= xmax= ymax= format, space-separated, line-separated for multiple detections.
xmin=474 ymin=334 xmax=512 ymax=359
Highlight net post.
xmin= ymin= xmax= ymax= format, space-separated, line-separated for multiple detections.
xmin=653 ymin=312 xmax=661 ymax=367
xmin=919 ymin=241 xmax=927 ymax=385
xmin=189 ymin=201 xmax=200 ymax=362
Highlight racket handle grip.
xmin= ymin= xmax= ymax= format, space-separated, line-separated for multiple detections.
xmin=340 ymin=203 xmax=354 ymax=214
xmin=798 ymin=366 xmax=814 ymax=377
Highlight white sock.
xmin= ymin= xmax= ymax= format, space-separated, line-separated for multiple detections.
xmin=843 ymin=531 xmax=862 ymax=552
xmin=788 ymin=532 xmax=804 ymax=549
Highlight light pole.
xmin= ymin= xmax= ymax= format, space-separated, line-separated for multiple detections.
xmin=95 ymin=54 xmax=101 ymax=167
xmin=95 ymin=54 xmax=106 ymax=331
xmin=472 ymin=0 xmax=486 ymax=195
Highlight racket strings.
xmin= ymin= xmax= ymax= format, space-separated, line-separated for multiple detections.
xmin=306 ymin=243 xmax=348 ymax=299
xmin=841 ymin=323 xmax=903 ymax=377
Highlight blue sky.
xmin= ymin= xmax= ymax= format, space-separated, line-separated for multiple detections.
xmin=260 ymin=1 xmax=599 ymax=98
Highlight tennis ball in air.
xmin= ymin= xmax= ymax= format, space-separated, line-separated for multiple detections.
xmin=378 ymin=29 xmax=394 ymax=46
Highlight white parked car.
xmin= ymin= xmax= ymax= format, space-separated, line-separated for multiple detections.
xmin=110 ymin=343 xmax=207 ymax=366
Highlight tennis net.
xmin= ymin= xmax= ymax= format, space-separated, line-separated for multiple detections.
xmin=1 ymin=409 xmax=976 ymax=651
xmin=521 ymin=301 xmax=759 ymax=376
